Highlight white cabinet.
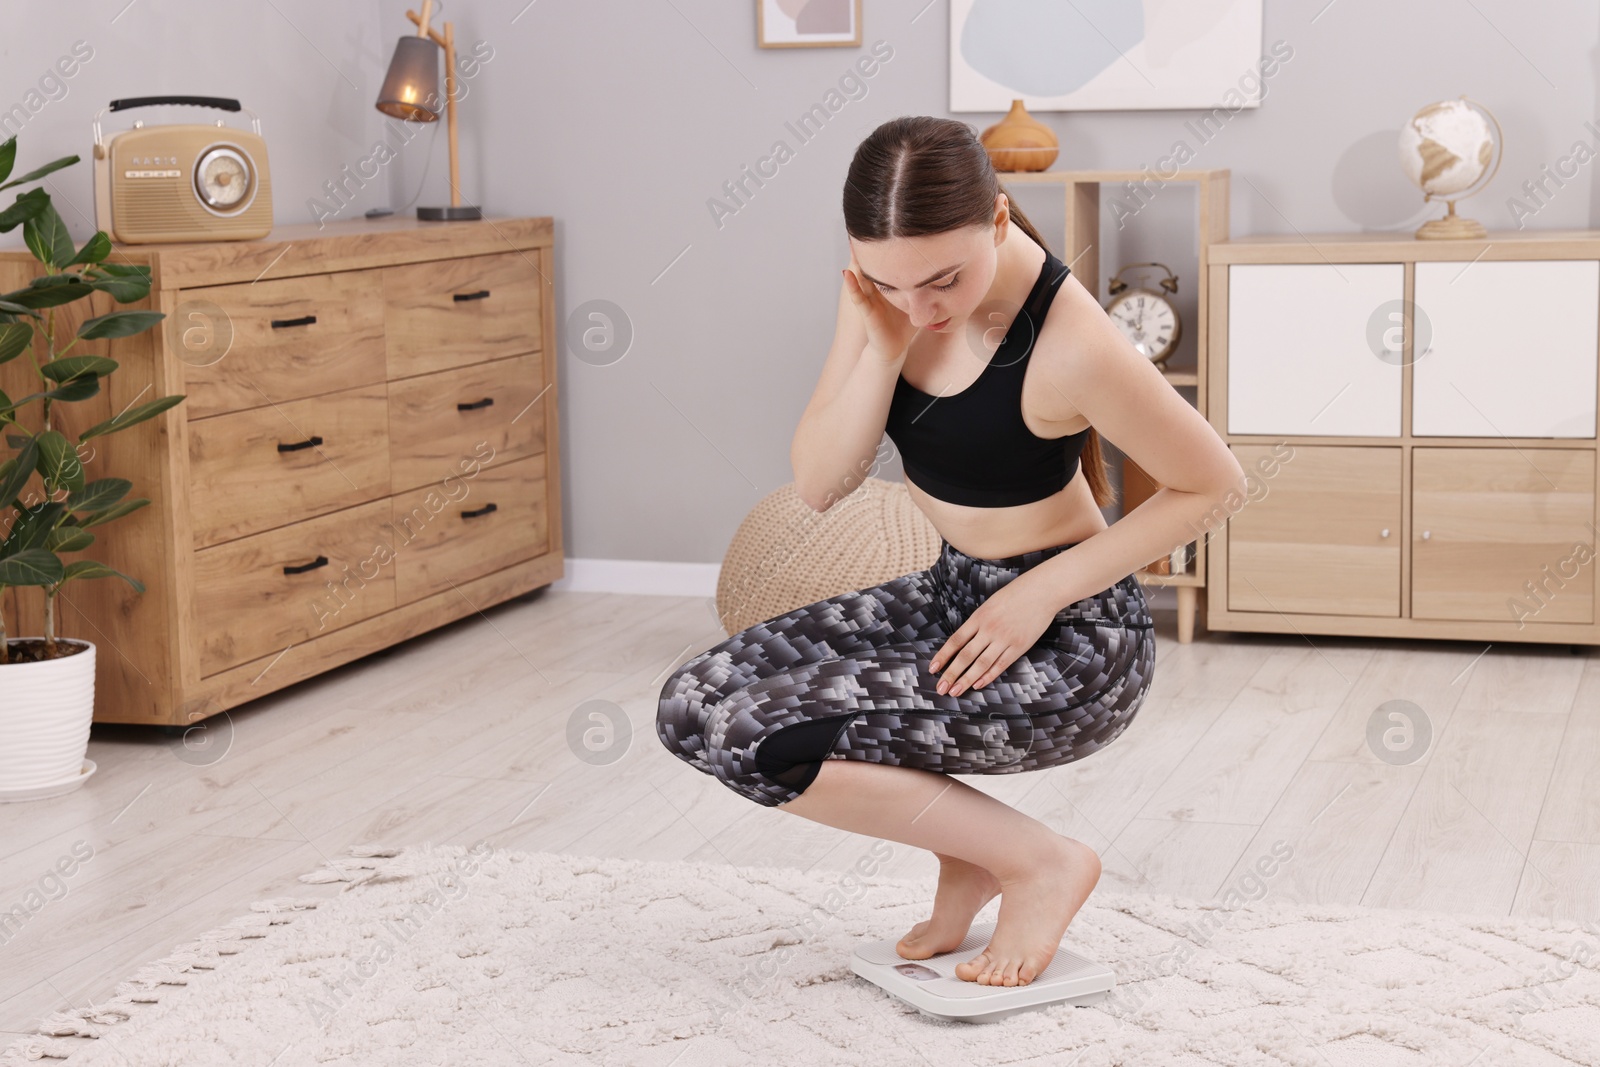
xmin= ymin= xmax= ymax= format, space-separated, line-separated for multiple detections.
xmin=1226 ymin=263 xmax=1404 ymax=437
xmin=1210 ymin=232 xmax=1600 ymax=646
xmin=1413 ymin=259 xmax=1598 ymax=438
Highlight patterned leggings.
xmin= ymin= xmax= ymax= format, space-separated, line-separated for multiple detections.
xmin=655 ymin=537 xmax=1157 ymax=808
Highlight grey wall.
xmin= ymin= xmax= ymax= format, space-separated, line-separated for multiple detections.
xmin=6 ymin=1 xmax=1600 ymax=564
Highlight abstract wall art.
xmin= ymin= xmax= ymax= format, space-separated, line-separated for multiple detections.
xmin=758 ymin=0 xmax=863 ymax=48
xmin=950 ymin=0 xmax=1265 ymax=112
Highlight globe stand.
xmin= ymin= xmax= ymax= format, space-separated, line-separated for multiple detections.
xmin=1415 ymin=198 xmax=1486 ymax=241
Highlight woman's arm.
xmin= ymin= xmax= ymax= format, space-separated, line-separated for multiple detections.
xmin=790 ymin=260 xmax=915 ymax=512
xmin=1020 ymin=272 xmax=1249 ymax=606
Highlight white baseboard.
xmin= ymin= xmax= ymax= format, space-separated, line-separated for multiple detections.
xmin=548 ymin=557 xmax=721 ymax=597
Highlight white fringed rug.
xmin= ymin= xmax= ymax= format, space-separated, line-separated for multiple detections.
xmin=4 ymin=842 xmax=1596 ymax=1067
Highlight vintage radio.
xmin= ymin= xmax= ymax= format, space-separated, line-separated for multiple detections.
xmin=92 ymin=96 xmax=272 ymax=244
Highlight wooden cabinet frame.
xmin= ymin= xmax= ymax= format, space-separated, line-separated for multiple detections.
xmin=1206 ymin=231 xmax=1600 ymax=646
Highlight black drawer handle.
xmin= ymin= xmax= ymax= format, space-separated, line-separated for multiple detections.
xmin=461 ymin=502 xmax=498 ymax=519
xmin=283 ymin=554 xmax=329 ymax=575
xmin=453 ymin=290 xmax=491 ymax=302
xmin=270 ymin=314 xmax=317 ymax=329
xmin=277 ymin=435 xmax=324 ymax=453
xmin=457 ymin=397 xmax=494 ymax=411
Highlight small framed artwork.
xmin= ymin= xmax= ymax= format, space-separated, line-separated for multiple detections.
xmin=758 ymin=0 xmax=862 ymax=48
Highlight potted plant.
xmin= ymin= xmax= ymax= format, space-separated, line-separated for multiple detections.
xmin=0 ymin=136 xmax=182 ymax=801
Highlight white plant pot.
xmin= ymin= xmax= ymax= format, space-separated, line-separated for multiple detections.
xmin=0 ymin=639 xmax=97 ymax=800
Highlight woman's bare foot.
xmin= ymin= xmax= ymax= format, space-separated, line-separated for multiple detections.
xmin=895 ymin=854 xmax=1002 ymax=960
xmin=954 ymin=835 xmax=1101 ymax=986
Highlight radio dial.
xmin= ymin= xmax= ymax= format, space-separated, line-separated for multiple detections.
xmin=194 ymin=146 xmax=253 ymax=213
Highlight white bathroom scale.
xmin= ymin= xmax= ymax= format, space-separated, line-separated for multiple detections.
xmin=850 ymin=921 xmax=1114 ymax=1023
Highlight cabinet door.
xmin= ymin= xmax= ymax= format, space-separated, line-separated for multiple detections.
xmin=1411 ymin=447 xmax=1595 ymax=623
xmin=1228 ymin=445 xmax=1403 ymax=616
xmin=1413 ymin=260 xmax=1598 ymax=438
xmin=1227 ymin=263 xmax=1404 ymax=436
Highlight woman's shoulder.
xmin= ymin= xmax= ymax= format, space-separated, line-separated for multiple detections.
xmin=1026 ymin=271 xmax=1106 ymax=432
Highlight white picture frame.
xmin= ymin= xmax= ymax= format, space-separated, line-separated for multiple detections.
xmin=758 ymin=0 xmax=863 ymax=49
xmin=950 ymin=0 xmax=1265 ymax=112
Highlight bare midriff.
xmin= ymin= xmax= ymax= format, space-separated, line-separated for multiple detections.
xmin=903 ymin=462 xmax=1108 ymax=561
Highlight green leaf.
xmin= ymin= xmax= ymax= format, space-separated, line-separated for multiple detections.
xmin=0 ymin=188 xmax=49 ymax=234
xmin=0 ymin=547 xmax=63 ymax=587
xmin=76 ymin=497 xmax=148 ymax=529
xmin=57 ymin=558 xmax=142 ymax=593
xmin=1 ymin=501 xmax=66 ymax=554
xmin=46 ymin=526 xmax=94 ymax=553
xmin=83 ymin=272 xmax=149 ymax=302
xmin=42 ymin=376 xmax=100 ymax=403
xmin=79 ymin=394 xmax=184 ymax=441
xmin=88 ymin=262 xmax=150 ymax=279
xmin=0 ymin=153 xmax=78 ymax=192
xmin=36 ymin=430 xmax=83 ymax=492
xmin=67 ymin=477 xmax=131 ymax=513
xmin=67 ymin=232 xmax=111 ymax=267
xmin=0 ymin=137 xmax=14 ymax=185
xmin=22 ymin=203 xmax=74 ymax=269
xmin=3 ymin=377 xmax=101 ymax=410
xmin=0 ymin=391 xmax=42 ymax=417
xmin=77 ymin=310 xmax=164 ymax=341
xmin=0 ymin=436 xmax=37 ymax=504
xmin=1 ymin=274 xmax=92 ymax=309
xmin=41 ymin=355 xmax=117 ymax=383
xmin=0 ymin=322 xmax=30 ymax=365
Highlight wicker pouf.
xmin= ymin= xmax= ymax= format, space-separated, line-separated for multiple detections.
xmin=715 ymin=477 xmax=944 ymax=636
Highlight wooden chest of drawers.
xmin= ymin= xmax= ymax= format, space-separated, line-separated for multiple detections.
xmin=0 ymin=217 xmax=563 ymax=725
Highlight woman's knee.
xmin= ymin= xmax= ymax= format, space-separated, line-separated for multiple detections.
xmin=655 ymin=659 xmax=708 ymax=762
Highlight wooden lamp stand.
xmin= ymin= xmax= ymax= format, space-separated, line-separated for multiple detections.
xmin=401 ymin=0 xmax=481 ymax=221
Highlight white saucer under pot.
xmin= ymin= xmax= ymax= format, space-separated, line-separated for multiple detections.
xmin=0 ymin=639 xmax=97 ymax=802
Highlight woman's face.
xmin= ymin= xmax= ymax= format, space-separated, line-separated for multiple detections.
xmin=848 ymin=219 xmax=1001 ymax=334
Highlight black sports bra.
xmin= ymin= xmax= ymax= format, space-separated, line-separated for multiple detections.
xmin=882 ymin=247 xmax=1088 ymax=508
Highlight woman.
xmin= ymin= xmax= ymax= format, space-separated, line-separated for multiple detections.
xmin=657 ymin=116 xmax=1244 ymax=989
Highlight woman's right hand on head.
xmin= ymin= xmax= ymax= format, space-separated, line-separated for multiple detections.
xmin=842 ymin=261 xmax=920 ymax=364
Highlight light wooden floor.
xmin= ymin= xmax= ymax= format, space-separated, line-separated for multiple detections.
xmin=3 ymin=585 xmax=1598 ymax=1039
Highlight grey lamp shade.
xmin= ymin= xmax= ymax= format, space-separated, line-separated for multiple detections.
xmin=375 ymin=35 xmax=443 ymax=121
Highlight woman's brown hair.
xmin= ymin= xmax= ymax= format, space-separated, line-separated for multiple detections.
xmin=842 ymin=115 xmax=1114 ymax=508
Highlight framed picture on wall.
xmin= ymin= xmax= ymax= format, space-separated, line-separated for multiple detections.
xmin=758 ymin=0 xmax=862 ymax=48
xmin=950 ymin=0 xmax=1264 ymax=111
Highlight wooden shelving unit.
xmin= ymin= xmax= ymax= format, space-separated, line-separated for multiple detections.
xmin=999 ymin=168 xmax=1231 ymax=642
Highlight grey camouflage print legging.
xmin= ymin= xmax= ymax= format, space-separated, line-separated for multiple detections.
xmin=655 ymin=537 xmax=1156 ymax=808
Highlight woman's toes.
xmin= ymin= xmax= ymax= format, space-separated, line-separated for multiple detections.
xmin=896 ymin=920 xmax=933 ymax=958
xmin=954 ymin=949 xmax=991 ymax=981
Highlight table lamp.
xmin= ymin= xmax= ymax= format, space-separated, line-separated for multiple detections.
xmin=375 ymin=0 xmax=482 ymax=220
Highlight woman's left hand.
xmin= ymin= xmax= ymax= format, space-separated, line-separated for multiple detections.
xmin=930 ymin=573 xmax=1064 ymax=697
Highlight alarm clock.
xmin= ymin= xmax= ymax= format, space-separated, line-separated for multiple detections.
xmin=1105 ymin=262 xmax=1182 ymax=365
xmin=92 ymin=96 xmax=272 ymax=244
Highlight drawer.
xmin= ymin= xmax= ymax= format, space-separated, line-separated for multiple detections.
xmin=387 ymin=352 xmax=548 ymax=493
xmin=178 ymin=270 xmax=386 ymax=419
xmin=188 ymin=383 xmax=392 ymax=547
xmin=390 ymin=454 xmax=549 ymax=603
xmin=194 ymin=499 xmax=397 ymax=676
xmin=383 ymin=252 xmax=542 ymax=378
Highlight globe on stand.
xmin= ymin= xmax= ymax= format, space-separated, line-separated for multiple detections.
xmin=1398 ymin=95 xmax=1503 ymax=240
